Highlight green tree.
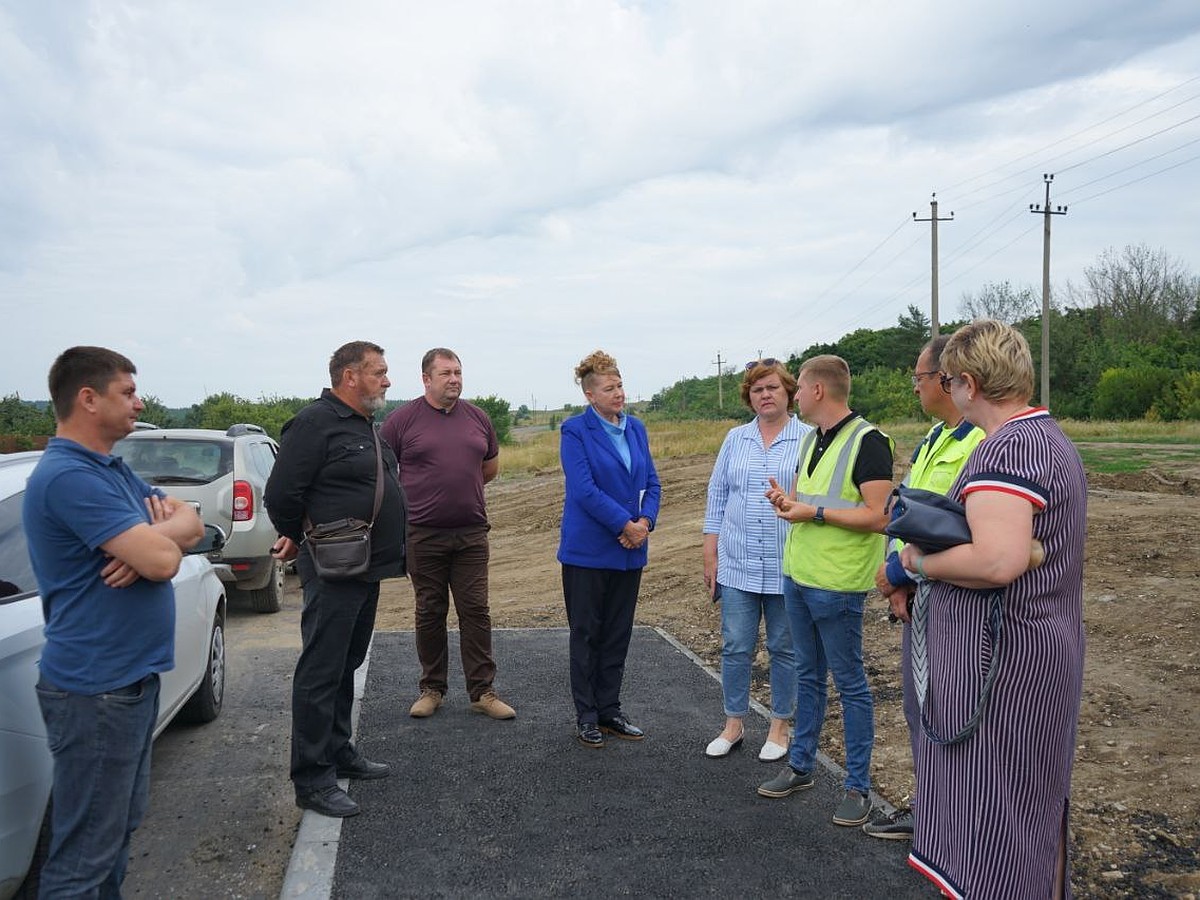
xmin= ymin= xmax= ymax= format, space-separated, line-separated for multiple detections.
xmin=184 ymin=393 xmax=313 ymax=439
xmin=1091 ymin=367 xmax=1176 ymax=420
xmin=791 ymin=306 xmax=930 ymax=374
xmin=138 ymin=394 xmax=175 ymax=428
xmin=0 ymin=394 xmax=55 ymax=435
xmin=1152 ymin=371 xmax=1200 ymax=420
xmin=849 ymin=368 xmax=923 ymax=423
xmin=471 ymin=395 xmax=512 ymax=444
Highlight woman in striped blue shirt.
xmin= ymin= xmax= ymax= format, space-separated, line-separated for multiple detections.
xmin=702 ymin=360 xmax=812 ymax=760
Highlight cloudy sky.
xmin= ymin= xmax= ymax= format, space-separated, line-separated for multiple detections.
xmin=3 ymin=1 xmax=1199 ymax=410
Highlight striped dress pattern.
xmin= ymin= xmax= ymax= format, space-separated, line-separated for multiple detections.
xmin=908 ymin=409 xmax=1088 ymax=899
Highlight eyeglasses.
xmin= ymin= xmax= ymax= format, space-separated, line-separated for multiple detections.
xmin=910 ymin=370 xmax=940 ymax=387
xmin=939 ymin=373 xmax=965 ymax=394
xmin=746 ymin=358 xmax=780 ymax=370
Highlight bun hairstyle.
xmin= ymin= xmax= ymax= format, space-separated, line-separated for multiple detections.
xmin=575 ymin=350 xmax=621 ymax=392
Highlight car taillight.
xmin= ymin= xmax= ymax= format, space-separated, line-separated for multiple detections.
xmin=232 ymin=480 xmax=254 ymax=522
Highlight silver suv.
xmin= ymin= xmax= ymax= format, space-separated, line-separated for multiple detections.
xmin=113 ymin=424 xmax=285 ymax=612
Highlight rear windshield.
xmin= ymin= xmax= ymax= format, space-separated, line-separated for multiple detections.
xmin=114 ymin=438 xmax=233 ymax=485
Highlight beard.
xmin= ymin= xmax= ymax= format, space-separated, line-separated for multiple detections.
xmin=363 ymin=392 xmax=387 ymax=414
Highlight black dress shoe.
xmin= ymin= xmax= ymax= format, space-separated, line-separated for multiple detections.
xmin=336 ymin=756 xmax=391 ymax=780
xmin=577 ymin=722 xmax=604 ymax=748
xmin=598 ymin=714 xmax=645 ymax=741
xmin=296 ymin=785 xmax=360 ymax=818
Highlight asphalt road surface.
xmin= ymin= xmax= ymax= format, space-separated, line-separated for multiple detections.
xmin=117 ymin=583 xmax=927 ymax=899
xmin=333 ymin=629 xmax=927 ymax=899
xmin=122 ymin=578 xmax=304 ymax=899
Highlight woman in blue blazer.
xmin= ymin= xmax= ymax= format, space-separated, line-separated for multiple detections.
xmin=558 ymin=350 xmax=661 ymax=748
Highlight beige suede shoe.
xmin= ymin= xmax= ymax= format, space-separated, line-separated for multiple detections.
xmin=409 ymin=690 xmax=444 ymax=718
xmin=470 ymin=690 xmax=516 ymax=720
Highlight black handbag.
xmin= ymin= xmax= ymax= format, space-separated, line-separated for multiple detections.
xmin=303 ymin=425 xmax=384 ymax=580
xmin=887 ymin=484 xmax=998 ymax=746
xmin=884 ymin=485 xmax=972 ymax=554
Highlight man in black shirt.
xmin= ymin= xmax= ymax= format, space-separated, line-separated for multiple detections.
xmin=757 ymin=354 xmax=893 ymax=829
xmin=265 ymin=341 xmax=407 ymax=818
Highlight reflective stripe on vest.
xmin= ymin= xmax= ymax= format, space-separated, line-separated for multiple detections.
xmin=784 ymin=417 xmax=889 ymax=592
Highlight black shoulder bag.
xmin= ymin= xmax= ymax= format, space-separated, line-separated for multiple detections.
xmin=303 ymin=426 xmax=384 ymax=580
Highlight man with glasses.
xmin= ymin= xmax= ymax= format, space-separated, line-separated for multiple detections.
xmin=861 ymin=335 xmax=984 ymax=841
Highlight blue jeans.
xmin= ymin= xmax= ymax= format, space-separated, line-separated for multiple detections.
xmin=718 ymin=585 xmax=795 ymax=719
xmin=35 ymin=673 xmax=160 ymax=899
xmin=783 ymin=581 xmax=874 ymax=793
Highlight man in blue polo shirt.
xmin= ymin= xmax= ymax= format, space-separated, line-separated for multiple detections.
xmin=23 ymin=346 xmax=203 ymax=897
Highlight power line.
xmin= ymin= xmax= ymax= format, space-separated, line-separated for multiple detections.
xmin=1068 ymin=150 xmax=1200 ymax=206
xmin=771 ymin=73 xmax=1200 ymax=356
xmin=944 ymin=74 xmax=1200 ymax=196
xmin=943 ymin=204 xmax=1029 ymax=268
xmin=1056 ymin=110 xmax=1200 ymax=174
xmin=1058 ymin=133 xmax=1200 ymax=197
xmin=943 ymin=222 xmax=1041 ymax=290
xmin=752 ymin=215 xmax=912 ymax=346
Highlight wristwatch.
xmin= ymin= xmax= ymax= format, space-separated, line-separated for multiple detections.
xmin=813 ymin=506 xmax=826 ymax=525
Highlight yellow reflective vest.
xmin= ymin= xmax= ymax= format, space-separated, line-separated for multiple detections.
xmin=783 ymin=416 xmax=893 ymax=592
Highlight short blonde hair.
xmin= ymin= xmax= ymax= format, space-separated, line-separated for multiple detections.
xmin=798 ymin=354 xmax=851 ymax=402
xmin=575 ymin=350 xmax=621 ymax=392
xmin=941 ymin=319 xmax=1034 ymax=403
xmin=739 ymin=361 xmax=797 ymax=409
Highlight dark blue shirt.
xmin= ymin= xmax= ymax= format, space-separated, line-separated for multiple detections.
xmin=24 ymin=437 xmax=175 ymax=693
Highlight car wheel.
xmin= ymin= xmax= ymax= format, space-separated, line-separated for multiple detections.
xmin=181 ymin=613 xmax=225 ymax=723
xmin=246 ymin=559 xmax=284 ymax=613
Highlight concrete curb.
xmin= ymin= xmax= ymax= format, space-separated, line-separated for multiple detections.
xmin=278 ymin=636 xmax=373 ymax=900
xmin=652 ymin=625 xmax=900 ymax=819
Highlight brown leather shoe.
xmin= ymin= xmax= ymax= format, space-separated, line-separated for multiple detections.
xmin=409 ymin=690 xmax=444 ymax=718
xmin=470 ymin=690 xmax=516 ymax=720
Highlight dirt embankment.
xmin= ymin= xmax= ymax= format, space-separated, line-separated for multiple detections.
xmin=376 ymin=448 xmax=1200 ymax=898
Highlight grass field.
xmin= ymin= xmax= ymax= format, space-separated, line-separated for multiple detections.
xmin=500 ymin=417 xmax=1200 ymax=479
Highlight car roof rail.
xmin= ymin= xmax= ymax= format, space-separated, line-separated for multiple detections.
xmin=133 ymin=422 xmax=160 ymax=430
xmin=226 ymin=423 xmax=266 ymax=437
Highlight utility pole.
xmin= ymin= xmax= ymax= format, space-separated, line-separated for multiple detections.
xmin=1030 ymin=174 xmax=1067 ymax=410
xmin=913 ymin=193 xmax=954 ymax=337
xmin=712 ymin=352 xmax=725 ymax=410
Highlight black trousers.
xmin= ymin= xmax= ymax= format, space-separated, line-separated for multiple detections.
xmin=291 ymin=551 xmax=380 ymax=793
xmin=561 ymin=564 xmax=642 ymax=724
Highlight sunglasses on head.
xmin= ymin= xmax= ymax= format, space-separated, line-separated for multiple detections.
xmin=745 ymin=358 xmax=780 ymax=371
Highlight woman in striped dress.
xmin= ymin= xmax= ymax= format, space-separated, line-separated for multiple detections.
xmin=899 ymin=320 xmax=1086 ymax=899
xmin=702 ymin=359 xmax=811 ymax=760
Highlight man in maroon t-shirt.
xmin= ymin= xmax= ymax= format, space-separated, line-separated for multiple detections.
xmin=380 ymin=348 xmax=516 ymax=721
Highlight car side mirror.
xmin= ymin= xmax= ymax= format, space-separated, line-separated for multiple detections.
xmin=189 ymin=524 xmax=227 ymax=555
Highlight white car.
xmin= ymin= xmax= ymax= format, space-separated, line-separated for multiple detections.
xmin=0 ymin=451 xmax=227 ymax=900
xmin=113 ymin=425 xmax=284 ymax=612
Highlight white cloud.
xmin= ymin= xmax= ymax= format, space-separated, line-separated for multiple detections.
xmin=2 ymin=1 xmax=1200 ymax=408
